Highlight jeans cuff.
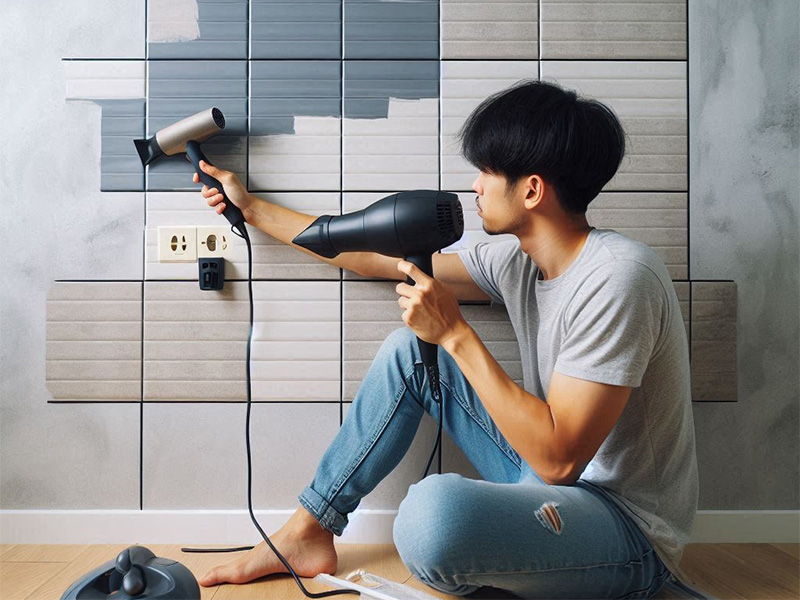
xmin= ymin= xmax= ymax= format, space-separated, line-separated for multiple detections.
xmin=298 ymin=485 xmax=349 ymax=537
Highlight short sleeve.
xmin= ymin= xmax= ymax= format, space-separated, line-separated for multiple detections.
xmin=554 ymin=262 xmax=667 ymax=388
xmin=457 ymin=239 xmax=520 ymax=305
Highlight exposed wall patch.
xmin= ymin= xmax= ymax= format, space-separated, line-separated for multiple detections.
xmin=147 ymin=0 xmax=200 ymax=44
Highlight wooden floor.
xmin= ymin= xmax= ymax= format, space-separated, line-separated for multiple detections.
xmin=0 ymin=543 xmax=797 ymax=599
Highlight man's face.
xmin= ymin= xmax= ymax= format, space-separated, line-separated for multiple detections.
xmin=471 ymin=171 xmax=527 ymax=235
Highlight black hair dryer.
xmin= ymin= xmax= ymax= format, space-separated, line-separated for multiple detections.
xmin=293 ymin=190 xmax=464 ymax=400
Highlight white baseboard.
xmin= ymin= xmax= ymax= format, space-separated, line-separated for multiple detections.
xmin=0 ymin=509 xmax=797 ymax=545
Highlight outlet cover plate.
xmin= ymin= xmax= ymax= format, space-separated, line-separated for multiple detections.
xmin=197 ymin=226 xmax=233 ymax=259
xmin=158 ymin=226 xmax=197 ymax=262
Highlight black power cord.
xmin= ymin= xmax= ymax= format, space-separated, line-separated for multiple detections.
xmin=182 ymin=222 xmax=445 ymax=595
xmin=182 ymin=223 xmax=358 ymax=598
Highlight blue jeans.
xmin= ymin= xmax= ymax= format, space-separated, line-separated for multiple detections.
xmin=298 ymin=328 xmax=672 ymax=599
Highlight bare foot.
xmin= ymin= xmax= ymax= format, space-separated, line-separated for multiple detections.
xmin=198 ymin=509 xmax=338 ymax=587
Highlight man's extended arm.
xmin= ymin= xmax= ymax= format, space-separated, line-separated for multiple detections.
xmin=194 ymin=160 xmax=490 ymax=300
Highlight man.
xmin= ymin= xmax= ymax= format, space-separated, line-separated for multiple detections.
xmin=192 ymin=80 xmax=699 ymax=598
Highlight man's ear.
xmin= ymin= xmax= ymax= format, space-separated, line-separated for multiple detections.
xmin=523 ymin=175 xmax=545 ymax=210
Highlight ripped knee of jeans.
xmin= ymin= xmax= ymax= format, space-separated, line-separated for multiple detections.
xmin=535 ymin=501 xmax=563 ymax=535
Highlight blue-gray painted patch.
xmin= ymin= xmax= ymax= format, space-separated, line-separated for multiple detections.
xmin=93 ymin=99 xmax=145 ymax=192
xmin=344 ymin=60 xmax=439 ymax=118
xmin=250 ymin=61 xmax=341 ymax=135
xmin=251 ymin=1 xmax=342 ymax=59
xmin=344 ymin=0 xmax=438 ymax=59
xmin=147 ymin=61 xmax=247 ymax=190
xmin=148 ymin=0 xmax=249 ymax=60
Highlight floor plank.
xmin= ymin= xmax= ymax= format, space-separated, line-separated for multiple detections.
xmin=0 ymin=562 xmax=69 ymax=600
xmin=22 ymin=544 xmax=129 ymax=600
xmin=772 ymin=543 xmax=800 ymax=561
xmin=0 ymin=545 xmax=18 ymax=561
xmin=0 ymin=545 xmax=90 ymax=563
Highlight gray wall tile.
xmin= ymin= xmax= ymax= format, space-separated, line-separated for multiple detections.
xmin=147 ymin=60 xmax=247 ymax=190
xmin=691 ymin=282 xmax=738 ymax=402
xmin=441 ymin=0 xmax=538 ymax=60
xmin=344 ymin=0 xmax=438 ymax=59
xmin=148 ymin=0 xmax=249 ymax=59
xmin=46 ymin=282 xmax=142 ymax=402
xmin=95 ymin=99 xmax=145 ymax=191
xmin=143 ymin=403 xmax=339 ymax=508
xmin=252 ymin=1 xmax=341 ymax=59
xmin=541 ymin=0 xmax=686 ymax=60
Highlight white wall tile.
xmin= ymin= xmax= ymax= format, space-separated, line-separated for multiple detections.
xmin=441 ymin=0 xmax=539 ymax=59
xmin=542 ymin=61 xmax=687 ymax=191
xmin=343 ymin=98 xmax=439 ymax=190
xmin=144 ymin=281 xmax=340 ymax=401
xmin=541 ymin=0 xmax=687 ymax=60
xmin=63 ymin=60 xmax=146 ymax=99
xmin=46 ymin=282 xmax=142 ymax=402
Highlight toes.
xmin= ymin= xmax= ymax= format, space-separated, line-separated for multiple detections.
xmin=198 ymin=568 xmax=219 ymax=587
xmin=199 ymin=564 xmax=245 ymax=587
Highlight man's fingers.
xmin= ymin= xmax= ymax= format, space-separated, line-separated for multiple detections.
xmin=397 ymin=260 xmax=428 ymax=283
xmin=395 ymin=282 xmax=417 ymax=297
xmin=199 ymin=159 xmax=220 ymax=178
xmin=216 ymin=202 xmax=226 ymax=214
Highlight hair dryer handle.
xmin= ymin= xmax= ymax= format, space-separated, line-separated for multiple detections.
xmin=405 ymin=254 xmax=439 ymax=370
xmin=185 ymin=140 xmax=245 ymax=228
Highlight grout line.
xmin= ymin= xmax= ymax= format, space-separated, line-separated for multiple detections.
xmin=340 ymin=0 xmax=345 ymax=428
xmin=140 ymin=0 xmax=148 ymax=513
xmin=538 ymin=0 xmax=542 ymax=76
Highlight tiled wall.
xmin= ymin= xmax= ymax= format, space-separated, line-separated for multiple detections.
xmin=49 ymin=0 xmax=740 ymax=510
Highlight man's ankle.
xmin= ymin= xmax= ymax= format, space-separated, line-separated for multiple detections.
xmin=288 ymin=505 xmax=331 ymax=538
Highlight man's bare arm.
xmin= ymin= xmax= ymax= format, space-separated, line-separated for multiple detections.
xmin=242 ymin=194 xmax=491 ymax=302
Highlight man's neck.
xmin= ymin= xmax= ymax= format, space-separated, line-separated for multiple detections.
xmin=517 ymin=218 xmax=594 ymax=281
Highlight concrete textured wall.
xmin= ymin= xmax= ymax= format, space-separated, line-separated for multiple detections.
xmin=1 ymin=0 xmax=797 ymax=519
xmin=688 ymin=0 xmax=799 ymax=508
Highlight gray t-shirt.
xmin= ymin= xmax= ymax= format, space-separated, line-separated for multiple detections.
xmin=458 ymin=227 xmax=699 ymax=583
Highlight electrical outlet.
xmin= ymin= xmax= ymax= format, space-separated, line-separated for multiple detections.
xmin=197 ymin=226 xmax=233 ymax=259
xmin=158 ymin=227 xmax=197 ymax=262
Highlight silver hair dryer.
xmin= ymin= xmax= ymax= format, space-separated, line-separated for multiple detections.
xmin=133 ymin=107 xmax=245 ymax=229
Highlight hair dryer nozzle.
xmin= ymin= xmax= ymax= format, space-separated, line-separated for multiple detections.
xmin=292 ymin=215 xmax=339 ymax=259
xmin=133 ymin=136 xmax=164 ymax=166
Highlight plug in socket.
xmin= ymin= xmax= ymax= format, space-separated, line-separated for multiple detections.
xmin=197 ymin=226 xmax=233 ymax=259
xmin=158 ymin=227 xmax=197 ymax=262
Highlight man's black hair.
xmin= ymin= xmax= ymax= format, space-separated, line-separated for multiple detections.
xmin=457 ymin=79 xmax=627 ymax=215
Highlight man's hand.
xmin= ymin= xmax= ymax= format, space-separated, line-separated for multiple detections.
xmin=193 ymin=160 xmax=255 ymax=218
xmin=396 ymin=260 xmax=470 ymax=346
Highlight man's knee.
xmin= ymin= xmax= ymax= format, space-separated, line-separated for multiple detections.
xmin=393 ymin=474 xmax=480 ymax=573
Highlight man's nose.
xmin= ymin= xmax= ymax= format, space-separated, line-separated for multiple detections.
xmin=472 ymin=175 xmax=482 ymax=195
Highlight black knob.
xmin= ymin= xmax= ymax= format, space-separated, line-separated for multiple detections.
xmin=115 ymin=548 xmax=132 ymax=575
xmin=122 ymin=564 xmax=147 ymax=596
